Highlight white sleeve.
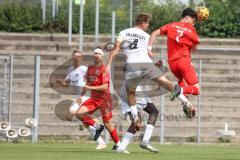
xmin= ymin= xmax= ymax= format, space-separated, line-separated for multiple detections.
xmin=117 ymin=31 xmax=124 ymax=43
xmin=82 ymin=66 xmax=88 ymax=75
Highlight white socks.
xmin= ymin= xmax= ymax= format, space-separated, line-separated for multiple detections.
xmin=142 ymin=124 xmax=154 ymax=142
xmin=177 ymin=88 xmax=190 ymax=104
xmin=117 ymin=132 xmax=134 ymax=150
xmin=97 ymin=136 xmax=106 ymax=145
xmin=88 ymin=125 xmax=105 ymax=145
xmin=88 ymin=125 xmax=96 ymax=139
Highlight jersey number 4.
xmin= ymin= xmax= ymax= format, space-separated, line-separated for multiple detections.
xmin=176 ymin=30 xmax=184 ymax=43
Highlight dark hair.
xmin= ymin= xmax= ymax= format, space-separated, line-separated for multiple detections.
xmin=72 ymin=50 xmax=82 ymax=56
xmin=135 ymin=13 xmax=152 ymax=25
xmin=95 ymin=46 xmax=104 ymax=50
xmin=182 ymin=8 xmax=197 ymax=20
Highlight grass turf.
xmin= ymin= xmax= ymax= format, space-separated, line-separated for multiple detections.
xmin=0 ymin=142 xmax=240 ymax=160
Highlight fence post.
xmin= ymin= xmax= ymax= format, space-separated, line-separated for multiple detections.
xmin=52 ymin=0 xmax=56 ymax=18
xmin=41 ymin=0 xmax=46 ymax=24
xmin=8 ymin=55 xmax=13 ymax=124
xmin=197 ymin=59 xmax=202 ymax=144
xmin=159 ymin=48 xmax=165 ymax=144
xmin=68 ymin=0 xmax=73 ymax=45
xmin=79 ymin=0 xmax=84 ymax=51
xmin=129 ymin=0 xmax=133 ymax=27
xmin=104 ymin=11 xmax=116 ymax=144
xmin=95 ymin=0 xmax=99 ymax=45
xmin=32 ymin=56 xmax=41 ymax=144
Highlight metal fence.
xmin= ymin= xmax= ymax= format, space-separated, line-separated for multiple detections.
xmin=0 ymin=55 xmax=12 ymax=122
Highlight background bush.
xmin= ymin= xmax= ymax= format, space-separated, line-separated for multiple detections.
xmin=0 ymin=0 xmax=239 ymax=38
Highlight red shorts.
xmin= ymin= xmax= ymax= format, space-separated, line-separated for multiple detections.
xmin=81 ymin=97 xmax=112 ymax=122
xmin=168 ymin=57 xmax=198 ymax=85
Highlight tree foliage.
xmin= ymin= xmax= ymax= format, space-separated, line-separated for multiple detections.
xmin=0 ymin=0 xmax=239 ymax=38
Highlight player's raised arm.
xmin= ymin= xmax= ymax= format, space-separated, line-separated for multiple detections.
xmin=148 ymin=29 xmax=161 ymax=58
xmin=106 ymin=36 xmax=122 ymax=71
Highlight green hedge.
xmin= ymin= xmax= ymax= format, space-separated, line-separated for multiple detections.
xmin=0 ymin=0 xmax=239 ymax=38
xmin=0 ymin=1 xmax=42 ymax=32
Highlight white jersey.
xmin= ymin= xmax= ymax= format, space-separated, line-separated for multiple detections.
xmin=65 ymin=65 xmax=88 ymax=95
xmin=118 ymin=27 xmax=153 ymax=64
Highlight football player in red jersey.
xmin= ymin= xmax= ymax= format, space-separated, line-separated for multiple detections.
xmin=76 ymin=47 xmax=120 ymax=149
xmin=148 ymin=8 xmax=199 ymax=117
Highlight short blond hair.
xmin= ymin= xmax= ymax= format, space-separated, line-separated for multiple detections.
xmin=72 ymin=50 xmax=82 ymax=56
xmin=135 ymin=13 xmax=152 ymax=25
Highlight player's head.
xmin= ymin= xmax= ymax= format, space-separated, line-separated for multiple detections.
xmin=72 ymin=50 xmax=82 ymax=66
xmin=181 ymin=8 xmax=197 ymax=25
xmin=93 ymin=47 xmax=104 ymax=64
xmin=135 ymin=13 xmax=151 ymax=31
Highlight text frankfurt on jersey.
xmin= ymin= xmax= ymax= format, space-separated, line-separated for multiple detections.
xmin=126 ymin=33 xmax=146 ymax=40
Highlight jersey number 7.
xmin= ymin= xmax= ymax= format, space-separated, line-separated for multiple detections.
xmin=176 ymin=29 xmax=184 ymax=43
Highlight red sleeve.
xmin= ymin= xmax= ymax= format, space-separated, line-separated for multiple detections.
xmin=185 ymin=24 xmax=199 ymax=45
xmin=190 ymin=30 xmax=199 ymax=45
xmin=160 ymin=24 xmax=168 ymax=35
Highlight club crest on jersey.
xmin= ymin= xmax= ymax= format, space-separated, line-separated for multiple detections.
xmin=95 ymin=69 xmax=100 ymax=75
xmin=89 ymin=76 xmax=97 ymax=82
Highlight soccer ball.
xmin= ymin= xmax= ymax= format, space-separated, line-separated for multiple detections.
xmin=197 ymin=7 xmax=209 ymax=21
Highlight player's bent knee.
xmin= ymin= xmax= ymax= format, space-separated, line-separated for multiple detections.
xmin=193 ymin=83 xmax=200 ymax=95
xmin=145 ymin=103 xmax=159 ymax=125
xmin=75 ymin=107 xmax=88 ymax=120
xmin=127 ymin=122 xmax=137 ymax=134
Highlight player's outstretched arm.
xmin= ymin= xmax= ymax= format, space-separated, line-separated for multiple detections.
xmin=106 ymin=41 xmax=120 ymax=71
xmin=148 ymin=29 xmax=161 ymax=58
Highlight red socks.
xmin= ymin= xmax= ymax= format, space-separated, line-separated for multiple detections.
xmin=110 ymin=128 xmax=120 ymax=144
xmin=183 ymin=85 xmax=199 ymax=95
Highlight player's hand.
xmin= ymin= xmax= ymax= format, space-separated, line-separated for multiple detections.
xmin=155 ymin=60 xmax=163 ymax=68
xmin=56 ymin=79 xmax=63 ymax=86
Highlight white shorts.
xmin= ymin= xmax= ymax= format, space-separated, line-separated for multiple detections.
xmin=69 ymin=96 xmax=89 ymax=114
xmin=125 ymin=63 xmax=165 ymax=90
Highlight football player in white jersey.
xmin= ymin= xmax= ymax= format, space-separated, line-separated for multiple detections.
xmin=56 ymin=50 xmax=106 ymax=150
xmin=107 ymin=13 xmax=193 ymax=151
xmin=117 ymin=72 xmax=159 ymax=153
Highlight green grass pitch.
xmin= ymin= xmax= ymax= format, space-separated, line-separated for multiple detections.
xmin=0 ymin=142 xmax=240 ymax=160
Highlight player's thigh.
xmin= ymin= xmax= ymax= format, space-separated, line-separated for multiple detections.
xmin=181 ymin=60 xmax=198 ymax=85
xmin=77 ymin=98 xmax=96 ymax=115
xmin=146 ymin=63 xmax=166 ymax=79
xmin=69 ymin=96 xmax=89 ymax=114
xmin=168 ymin=60 xmax=184 ymax=81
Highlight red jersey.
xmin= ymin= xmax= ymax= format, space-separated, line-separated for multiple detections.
xmin=85 ymin=64 xmax=111 ymax=101
xmin=160 ymin=22 xmax=199 ymax=60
